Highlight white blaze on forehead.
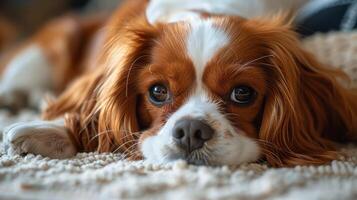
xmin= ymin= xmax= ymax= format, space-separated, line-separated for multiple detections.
xmin=186 ymin=20 xmax=229 ymax=84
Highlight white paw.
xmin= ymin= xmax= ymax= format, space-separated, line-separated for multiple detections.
xmin=3 ymin=120 xmax=77 ymax=159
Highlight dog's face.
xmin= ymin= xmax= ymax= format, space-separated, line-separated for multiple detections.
xmin=136 ymin=18 xmax=265 ymax=165
xmin=95 ymin=14 xmax=352 ymax=166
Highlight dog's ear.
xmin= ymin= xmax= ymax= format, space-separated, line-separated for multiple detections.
xmin=253 ymin=16 xmax=357 ymax=167
xmin=43 ymin=68 xmax=105 ymax=151
xmin=94 ymin=16 xmax=160 ymax=154
xmin=44 ymin=15 xmax=160 ymax=154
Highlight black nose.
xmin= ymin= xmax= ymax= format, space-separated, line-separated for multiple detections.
xmin=172 ymin=119 xmax=214 ymax=153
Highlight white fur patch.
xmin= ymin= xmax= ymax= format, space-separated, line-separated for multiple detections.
xmin=186 ymin=20 xmax=229 ymax=87
xmin=1 ymin=45 xmax=53 ymax=91
xmin=0 ymin=45 xmax=53 ymax=108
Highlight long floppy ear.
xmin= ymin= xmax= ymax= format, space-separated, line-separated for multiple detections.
xmin=43 ymin=68 xmax=105 ymax=151
xmin=44 ymin=16 xmax=160 ymax=155
xmin=255 ymin=16 xmax=357 ymax=167
xmin=93 ymin=17 xmax=159 ymax=154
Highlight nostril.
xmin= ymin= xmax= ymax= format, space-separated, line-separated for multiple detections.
xmin=199 ymin=126 xmax=214 ymax=141
xmin=177 ymin=129 xmax=185 ymax=138
xmin=173 ymin=128 xmax=185 ymax=139
xmin=194 ymin=130 xmax=202 ymax=139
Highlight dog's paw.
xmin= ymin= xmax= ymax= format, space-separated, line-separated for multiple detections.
xmin=3 ymin=121 xmax=77 ymax=159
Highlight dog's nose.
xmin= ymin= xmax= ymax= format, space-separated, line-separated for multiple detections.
xmin=172 ymin=119 xmax=214 ymax=153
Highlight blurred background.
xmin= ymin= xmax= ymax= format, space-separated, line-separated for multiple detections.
xmin=0 ymin=0 xmax=356 ymax=51
xmin=0 ymin=0 xmax=89 ymax=36
xmin=0 ymin=0 xmax=120 ymax=51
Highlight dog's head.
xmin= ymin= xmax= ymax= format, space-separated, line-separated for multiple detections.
xmin=50 ymin=13 xmax=356 ymax=167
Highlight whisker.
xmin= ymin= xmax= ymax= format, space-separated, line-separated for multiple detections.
xmin=118 ymin=130 xmax=141 ymax=136
xmin=125 ymin=55 xmax=150 ymax=97
xmin=256 ymin=139 xmax=280 ymax=149
xmin=113 ymin=139 xmax=140 ymax=154
xmin=159 ymin=152 xmax=171 ymax=164
xmin=260 ymin=149 xmax=283 ymax=166
xmin=74 ymin=109 xmax=100 ymax=140
xmin=240 ymin=54 xmax=275 ymax=68
xmin=88 ymin=130 xmax=115 ymax=143
xmin=254 ymin=62 xmax=276 ymax=68
xmin=202 ymin=146 xmax=213 ymax=165
xmin=256 ymin=140 xmax=283 ymax=165
xmin=121 ymin=142 xmax=142 ymax=159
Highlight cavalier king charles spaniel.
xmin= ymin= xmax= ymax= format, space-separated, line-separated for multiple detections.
xmin=2 ymin=0 xmax=357 ymax=167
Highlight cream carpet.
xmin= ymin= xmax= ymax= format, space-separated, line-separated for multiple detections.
xmin=0 ymin=32 xmax=357 ymax=200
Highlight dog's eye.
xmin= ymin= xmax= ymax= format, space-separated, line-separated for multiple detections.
xmin=148 ymin=84 xmax=171 ymax=106
xmin=230 ymin=86 xmax=256 ymax=105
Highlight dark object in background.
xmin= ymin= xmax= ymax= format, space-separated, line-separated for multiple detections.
xmin=297 ymin=0 xmax=357 ymax=37
xmin=0 ymin=0 xmax=90 ymax=37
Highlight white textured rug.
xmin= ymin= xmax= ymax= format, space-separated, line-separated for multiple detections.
xmin=0 ymin=32 xmax=357 ymax=200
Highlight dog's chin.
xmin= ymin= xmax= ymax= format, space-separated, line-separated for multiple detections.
xmin=142 ymin=143 xmax=261 ymax=166
xmin=172 ymin=158 xmax=209 ymax=166
xmin=146 ymin=148 xmax=254 ymax=166
xmin=141 ymin=134 xmax=261 ymax=166
xmin=141 ymin=138 xmax=211 ymax=165
xmin=164 ymin=150 xmax=211 ymax=166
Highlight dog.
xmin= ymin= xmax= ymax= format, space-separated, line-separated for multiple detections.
xmin=2 ymin=0 xmax=357 ymax=167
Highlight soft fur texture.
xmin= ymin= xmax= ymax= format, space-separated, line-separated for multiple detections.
xmin=1 ymin=0 xmax=357 ymax=167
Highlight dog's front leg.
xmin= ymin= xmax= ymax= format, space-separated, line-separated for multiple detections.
xmin=3 ymin=119 xmax=77 ymax=159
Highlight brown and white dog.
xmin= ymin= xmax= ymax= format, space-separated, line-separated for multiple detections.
xmin=2 ymin=0 xmax=357 ymax=167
